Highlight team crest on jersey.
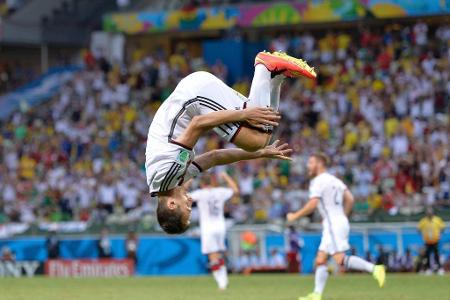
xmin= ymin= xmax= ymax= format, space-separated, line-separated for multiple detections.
xmin=177 ymin=149 xmax=190 ymax=165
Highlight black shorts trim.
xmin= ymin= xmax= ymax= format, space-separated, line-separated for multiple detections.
xmin=191 ymin=161 xmax=203 ymax=173
xmin=169 ymin=139 xmax=193 ymax=151
xmin=230 ymin=124 xmax=244 ymax=143
xmin=160 ymin=163 xmax=180 ymax=192
xmin=168 ymin=96 xmax=241 ymax=142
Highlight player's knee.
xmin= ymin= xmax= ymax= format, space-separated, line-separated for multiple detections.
xmin=233 ymin=128 xmax=270 ymax=152
xmin=316 ymin=259 xmax=327 ymax=266
xmin=335 ymin=256 xmax=345 ymax=266
xmin=240 ymin=141 xmax=265 ymax=152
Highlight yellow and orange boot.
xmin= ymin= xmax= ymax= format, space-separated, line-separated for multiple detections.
xmin=254 ymin=51 xmax=317 ymax=79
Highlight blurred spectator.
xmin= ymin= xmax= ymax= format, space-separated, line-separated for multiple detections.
xmin=0 ymin=247 xmax=15 ymax=262
xmin=0 ymin=22 xmax=448 ymax=226
xmin=417 ymin=208 xmax=445 ymax=275
xmin=97 ymin=177 xmax=117 ymax=215
xmin=286 ymin=225 xmax=303 ymax=273
xmin=388 ymin=251 xmax=401 ymax=272
xmin=268 ymin=248 xmax=285 ymax=267
xmin=376 ymin=245 xmax=389 ymax=266
xmin=46 ymin=231 xmax=60 ymax=259
xmin=365 ymin=251 xmax=376 ymax=264
xmin=400 ymin=248 xmax=414 ymax=272
xmin=415 ymin=247 xmax=428 ymax=273
xmin=125 ymin=231 xmax=138 ymax=263
xmin=98 ymin=228 xmax=112 ymax=258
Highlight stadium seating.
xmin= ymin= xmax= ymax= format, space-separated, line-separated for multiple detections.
xmin=0 ymin=22 xmax=449 ymax=230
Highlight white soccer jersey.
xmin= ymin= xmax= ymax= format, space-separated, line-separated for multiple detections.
xmin=190 ymin=187 xmax=234 ymax=254
xmin=309 ymin=172 xmax=350 ymax=254
xmin=145 ymin=72 xmax=247 ymax=195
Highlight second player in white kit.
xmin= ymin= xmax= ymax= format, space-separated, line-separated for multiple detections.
xmin=190 ymin=172 xmax=239 ymax=290
xmin=309 ymin=172 xmax=350 ymax=255
xmin=287 ymin=154 xmax=386 ymax=300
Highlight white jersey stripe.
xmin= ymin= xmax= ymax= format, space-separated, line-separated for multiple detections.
xmin=197 ymin=96 xmax=241 ymax=128
xmin=319 ymin=197 xmax=339 ymax=253
xmin=160 ymin=163 xmax=180 ymax=192
xmin=168 ymin=98 xmax=198 ymax=141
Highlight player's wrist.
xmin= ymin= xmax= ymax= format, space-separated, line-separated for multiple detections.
xmin=236 ymin=110 xmax=246 ymax=121
xmin=255 ymin=149 xmax=265 ymax=158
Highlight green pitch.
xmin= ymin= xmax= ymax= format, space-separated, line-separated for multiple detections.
xmin=1 ymin=274 xmax=449 ymax=300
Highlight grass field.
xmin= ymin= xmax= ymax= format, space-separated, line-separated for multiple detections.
xmin=1 ymin=274 xmax=449 ymax=300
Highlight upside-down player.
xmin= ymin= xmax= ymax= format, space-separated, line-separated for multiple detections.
xmin=145 ymin=51 xmax=316 ymax=234
xmin=287 ymin=154 xmax=386 ymax=300
xmin=190 ymin=172 xmax=239 ymax=290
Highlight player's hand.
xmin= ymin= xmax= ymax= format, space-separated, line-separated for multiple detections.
xmin=286 ymin=212 xmax=297 ymax=222
xmin=258 ymin=140 xmax=293 ymax=161
xmin=242 ymin=107 xmax=280 ymax=129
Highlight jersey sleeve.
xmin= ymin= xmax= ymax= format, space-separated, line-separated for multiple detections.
xmin=184 ymin=162 xmax=202 ymax=182
xmin=436 ymin=217 xmax=445 ymax=230
xmin=189 ymin=189 xmax=204 ymax=202
xmin=214 ymin=187 xmax=234 ymax=202
xmin=338 ymin=178 xmax=348 ymax=191
xmin=308 ymin=179 xmax=322 ymax=199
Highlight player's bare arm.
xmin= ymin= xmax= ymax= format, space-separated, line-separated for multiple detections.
xmin=174 ymin=107 xmax=280 ymax=149
xmin=193 ymin=140 xmax=292 ymax=171
xmin=286 ymin=197 xmax=319 ymax=222
xmin=343 ymin=189 xmax=354 ymax=216
xmin=220 ymin=172 xmax=239 ymax=196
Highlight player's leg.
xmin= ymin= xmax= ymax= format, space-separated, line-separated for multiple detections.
xmin=336 ymin=252 xmax=386 ymax=287
xmin=204 ymin=231 xmax=228 ymax=290
xmin=424 ymin=243 xmax=433 ymax=273
xmin=300 ymin=251 xmax=329 ymax=300
xmin=217 ymin=230 xmax=229 ymax=288
xmin=431 ymin=243 xmax=444 ymax=274
xmin=209 ymin=252 xmax=227 ymax=290
xmin=247 ymin=51 xmax=316 ymax=112
xmin=314 ymin=251 xmax=330 ymax=295
xmin=233 ymin=52 xmax=316 ymax=150
xmin=229 ymin=65 xmax=284 ymax=151
xmin=189 ymin=71 xmax=271 ymax=152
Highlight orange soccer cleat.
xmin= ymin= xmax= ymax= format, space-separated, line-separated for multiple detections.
xmin=255 ymin=51 xmax=317 ymax=79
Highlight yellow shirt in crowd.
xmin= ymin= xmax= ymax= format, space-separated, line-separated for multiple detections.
xmin=418 ymin=216 xmax=445 ymax=245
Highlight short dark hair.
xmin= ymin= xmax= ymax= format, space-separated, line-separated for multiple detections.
xmin=156 ymin=199 xmax=189 ymax=234
xmin=311 ymin=153 xmax=330 ymax=167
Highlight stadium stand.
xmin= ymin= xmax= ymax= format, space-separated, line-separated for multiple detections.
xmin=0 ymin=22 xmax=448 ymax=228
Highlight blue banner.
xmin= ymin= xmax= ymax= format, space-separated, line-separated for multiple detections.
xmin=1 ymin=230 xmax=449 ymax=275
xmin=0 ymin=66 xmax=81 ymax=120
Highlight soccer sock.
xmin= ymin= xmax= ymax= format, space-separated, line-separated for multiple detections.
xmin=248 ymin=64 xmax=271 ymax=108
xmin=211 ymin=259 xmax=227 ymax=289
xmin=313 ymin=264 xmax=329 ymax=295
xmin=270 ymin=74 xmax=284 ymax=111
xmin=343 ymin=255 xmax=375 ymax=273
xmin=219 ymin=265 xmax=228 ymax=289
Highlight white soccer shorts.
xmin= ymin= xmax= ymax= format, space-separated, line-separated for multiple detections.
xmin=319 ymin=218 xmax=350 ymax=255
xmin=201 ymin=230 xmax=226 ymax=255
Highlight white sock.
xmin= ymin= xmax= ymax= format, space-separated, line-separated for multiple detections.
xmin=344 ymin=255 xmax=375 ymax=273
xmin=314 ymin=265 xmax=329 ymax=294
xmin=270 ymin=74 xmax=284 ymax=111
xmin=248 ymin=64 xmax=271 ymax=108
xmin=211 ymin=262 xmax=228 ymax=289
xmin=212 ymin=269 xmax=222 ymax=288
xmin=219 ymin=265 xmax=228 ymax=289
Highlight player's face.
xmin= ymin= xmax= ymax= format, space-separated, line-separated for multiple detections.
xmin=307 ymin=157 xmax=319 ymax=178
xmin=173 ymin=186 xmax=193 ymax=224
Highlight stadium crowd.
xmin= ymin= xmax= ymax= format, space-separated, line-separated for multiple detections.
xmin=0 ymin=22 xmax=449 ymax=227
